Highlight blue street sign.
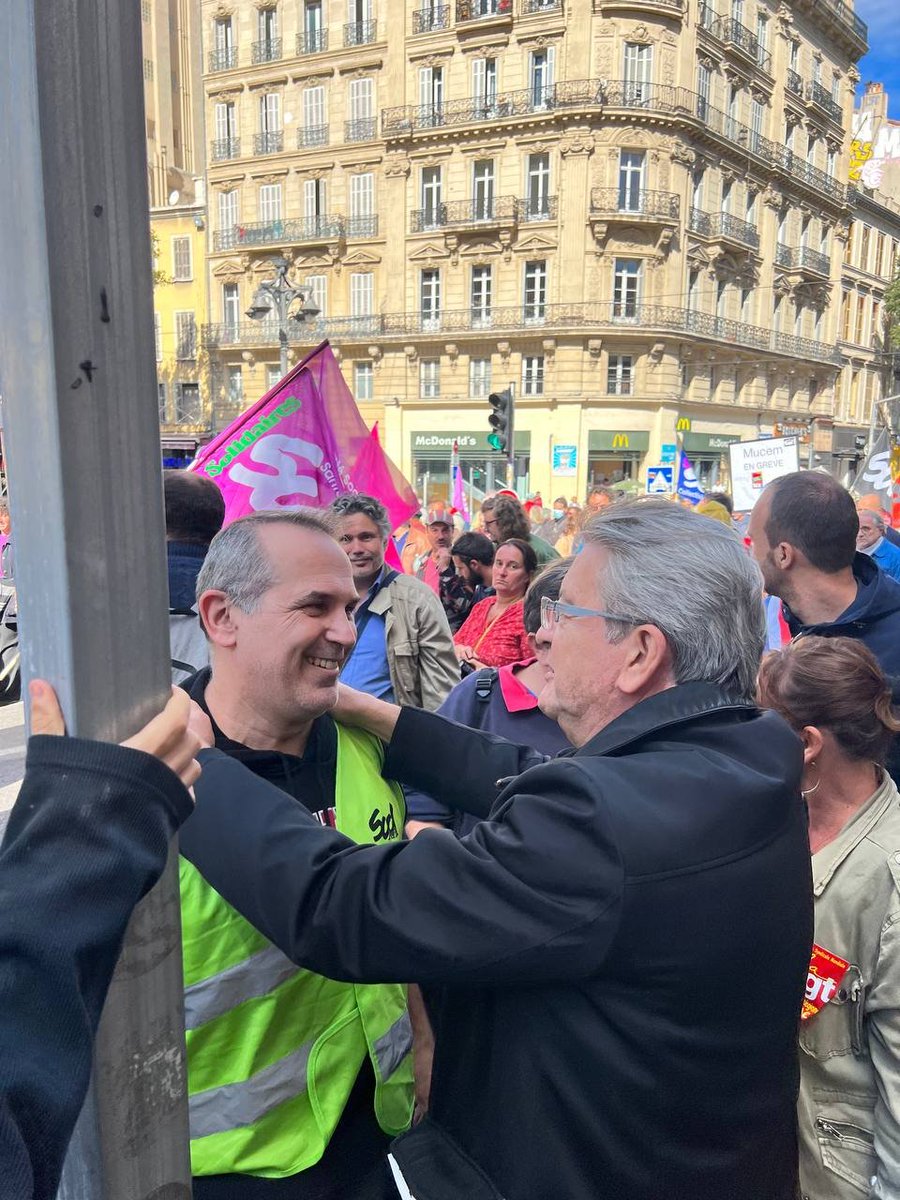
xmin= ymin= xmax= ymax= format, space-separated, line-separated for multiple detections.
xmin=646 ymin=464 xmax=674 ymax=494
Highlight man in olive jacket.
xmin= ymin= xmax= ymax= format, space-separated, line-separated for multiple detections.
xmin=184 ymin=500 xmax=813 ymax=1200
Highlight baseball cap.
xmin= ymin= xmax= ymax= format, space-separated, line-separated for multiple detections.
xmin=426 ymin=505 xmax=453 ymax=526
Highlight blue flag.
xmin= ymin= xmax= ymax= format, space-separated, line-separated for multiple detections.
xmin=677 ymin=451 xmax=704 ymax=504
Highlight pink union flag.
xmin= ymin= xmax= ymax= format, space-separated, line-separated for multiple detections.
xmin=192 ymin=341 xmax=418 ymax=533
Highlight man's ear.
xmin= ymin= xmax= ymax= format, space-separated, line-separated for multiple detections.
xmin=616 ymin=625 xmax=672 ymax=697
xmin=198 ymin=589 xmax=238 ymax=648
xmin=775 ymin=541 xmax=797 ymax=570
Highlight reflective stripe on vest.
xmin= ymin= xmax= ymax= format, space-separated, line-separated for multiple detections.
xmin=185 ymin=942 xmax=300 ymax=1032
xmin=181 ymin=723 xmax=414 ymax=1177
xmin=374 ymin=1011 xmax=413 ymax=1082
xmin=190 ymin=1041 xmax=313 ymax=1140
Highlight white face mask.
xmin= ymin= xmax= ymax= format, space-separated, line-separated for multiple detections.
xmin=553 ymin=507 xmax=566 ymax=518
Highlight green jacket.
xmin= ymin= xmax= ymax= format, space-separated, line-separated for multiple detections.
xmin=181 ymin=724 xmax=414 ymax=1178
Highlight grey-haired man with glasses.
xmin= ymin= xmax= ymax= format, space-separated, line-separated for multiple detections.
xmin=183 ymin=499 xmax=812 ymax=1200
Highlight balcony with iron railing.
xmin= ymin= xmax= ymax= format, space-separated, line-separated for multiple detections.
xmin=456 ymin=0 xmax=513 ymax=21
xmin=413 ymin=4 xmax=450 ymax=31
xmin=211 ymin=137 xmax=241 ymax=161
xmin=806 ymin=80 xmax=843 ymax=124
xmin=786 ymin=68 xmax=803 ymax=97
xmin=410 ymin=195 xmax=518 ymax=231
xmin=345 ymin=117 xmax=377 ymax=142
xmin=208 ymin=47 xmax=238 ymax=72
xmin=296 ymin=28 xmax=328 ymax=53
xmin=699 ymin=9 xmax=771 ymax=72
xmin=381 ymin=80 xmax=848 ymax=204
xmin=344 ymin=19 xmax=378 ymax=44
xmin=298 ymin=124 xmax=329 ymax=148
xmin=251 ymin=37 xmax=282 ymax=64
xmin=202 ymin=301 xmax=842 ymax=363
xmin=521 ymin=0 xmax=563 ymax=12
xmin=774 ymin=243 xmax=831 ymax=275
xmin=689 ymin=208 xmax=760 ymax=251
xmin=519 ymin=195 xmax=558 ymax=221
xmin=254 ymin=130 xmax=284 ymax=154
xmin=590 ymin=187 xmax=680 ymax=219
xmin=347 ymin=215 xmax=379 ymax=237
xmin=795 ymin=0 xmax=866 ymax=50
xmin=212 ymin=216 xmax=345 ymax=252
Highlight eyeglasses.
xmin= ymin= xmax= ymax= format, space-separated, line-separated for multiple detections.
xmin=540 ymin=596 xmax=642 ymax=630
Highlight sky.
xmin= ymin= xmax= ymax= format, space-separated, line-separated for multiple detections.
xmin=855 ymin=0 xmax=899 ymax=115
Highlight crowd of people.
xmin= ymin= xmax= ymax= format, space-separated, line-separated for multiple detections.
xmin=4 ymin=468 xmax=900 ymax=1200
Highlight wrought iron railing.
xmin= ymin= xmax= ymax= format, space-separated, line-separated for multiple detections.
xmin=701 ymin=13 xmax=771 ymax=71
xmin=413 ymin=5 xmax=450 ymax=30
xmin=344 ymin=19 xmax=378 ymax=44
xmin=212 ymin=216 xmax=345 ymax=251
xmin=347 ymin=215 xmax=379 ymax=237
xmin=202 ymin=302 xmax=842 ymax=362
xmin=590 ymin=187 xmax=680 ymax=218
xmin=298 ymin=124 xmax=329 ymax=147
xmin=345 ymin=118 xmax=377 ymax=142
xmin=211 ymin=137 xmax=241 ymax=161
xmin=296 ymin=28 xmax=328 ymax=53
xmin=456 ymin=0 xmax=512 ymax=19
xmin=251 ymin=38 xmax=282 ymax=64
xmin=521 ymin=0 xmax=563 ymax=11
xmin=208 ymin=47 xmax=238 ymax=72
xmin=254 ymin=130 xmax=284 ymax=154
xmin=689 ymin=208 xmax=760 ymax=250
xmin=519 ymin=195 xmax=558 ymax=221
xmin=410 ymin=195 xmax=518 ymax=231
xmin=775 ymin=244 xmax=831 ymax=274
xmin=786 ymin=69 xmax=803 ymax=96
xmin=806 ymin=80 xmax=843 ymax=123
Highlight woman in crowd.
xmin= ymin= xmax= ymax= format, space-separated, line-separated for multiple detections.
xmin=757 ymin=636 xmax=900 ymax=1200
xmin=453 ymin=537 xmax=535 ymax=670
xmin=553 ymin=506 xmax=583 ymax=557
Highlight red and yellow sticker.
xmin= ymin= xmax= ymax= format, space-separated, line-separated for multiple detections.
xmin=802 ymin=943 xmax=850 ymax=1021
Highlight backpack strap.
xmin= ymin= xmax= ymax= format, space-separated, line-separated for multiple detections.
xmin=474 ymin=667 xmax=499 ymax=702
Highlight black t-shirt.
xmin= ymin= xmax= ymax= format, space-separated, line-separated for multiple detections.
xmin=185 ymin=671 xmax=393 ymax=1200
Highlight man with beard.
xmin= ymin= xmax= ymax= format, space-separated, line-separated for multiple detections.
xmin=436 ymin=530 xmax=495 ymax=633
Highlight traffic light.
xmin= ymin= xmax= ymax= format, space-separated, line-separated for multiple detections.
xmin=487 ymin=388 xmax=514 ymax=454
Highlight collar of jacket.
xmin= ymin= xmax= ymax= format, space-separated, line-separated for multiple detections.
xmin=368 ymin=567 xmax=398 ymax=616
xmin=569 ymin=680 xmax=756 ymax=759
xmin=811 ymin=769 xmax=899 ymax=896
xmin=167 ymin=540 xmax=210 ymax=612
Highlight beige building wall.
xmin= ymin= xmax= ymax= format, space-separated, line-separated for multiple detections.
xmin=200 ymin=0 xmax=869 ymax=500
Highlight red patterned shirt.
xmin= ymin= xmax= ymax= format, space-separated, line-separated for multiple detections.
xmin=453 ymin=596 xmax=531 ymax=668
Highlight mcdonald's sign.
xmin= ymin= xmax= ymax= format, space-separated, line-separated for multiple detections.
xmin=676 ymin=417 xmax=692 ymax=432
xmin=612 ymin=433 xmax=630 ymax=449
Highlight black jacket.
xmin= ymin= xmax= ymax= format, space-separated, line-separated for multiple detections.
xmin=185 ymin=683 xmax=812 ymax=1200
xmin=0 ymin=737 xmax=191 ymax=1200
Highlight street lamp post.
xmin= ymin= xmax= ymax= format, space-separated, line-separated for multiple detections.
xmin=246 ymin=255 xmax=321 ymax=379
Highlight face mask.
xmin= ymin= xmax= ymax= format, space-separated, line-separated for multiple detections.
xmin=553 ymin=507 xmax=566 ymax=518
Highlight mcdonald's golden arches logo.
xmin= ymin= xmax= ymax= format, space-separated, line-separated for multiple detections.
xmin=612 ymin=433 xmax=630 ymax=449
xmin=676 ymin=417 xmax=691 ymax=432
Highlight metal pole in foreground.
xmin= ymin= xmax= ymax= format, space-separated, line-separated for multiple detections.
xmin=0 ymin=2 xmax=191 ymax=1197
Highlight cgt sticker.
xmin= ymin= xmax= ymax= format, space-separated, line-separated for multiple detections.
xmin=802 ymin=943 xmax=850 ymax=1021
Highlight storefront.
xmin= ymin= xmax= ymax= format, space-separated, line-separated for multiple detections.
xmin=160 ymin=434 xmax=202 ymax=470
xmin=681 ymin=433 xmax=741 ymax=491
xmin=410 ymin=430 xmax=531 ymax=507
xmin=587 ymin=431 xmax=649 ymax=486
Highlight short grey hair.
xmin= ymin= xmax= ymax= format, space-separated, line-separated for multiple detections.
xmin=329 ymin=493 xmax=391 ymax=543
xmin=581 ymin=499 xmax=765 ymax=699
xmin=860 ymin=509 xmax=886 ymax=532
xmin=196 ymin=508 xmax=338 ymax=613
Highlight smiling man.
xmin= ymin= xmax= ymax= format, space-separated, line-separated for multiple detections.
xmin=183 ymin=500 xmax=813 ymax=1200
xmin=178 ymin=509 xmax=415 ymax=1200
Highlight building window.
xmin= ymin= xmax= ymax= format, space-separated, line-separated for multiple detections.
xmin=227 ymin=366 xmax=243 ymax=405
xmin=421 ymin=269 xmax=441 ymax=329
xmin=258 ymin=6 xmax=278 ymax=44
xmin=222 ymin=282 xmax=241 ymax=330
xmin=347 ymin=77 xmax=374 ymax=139
xmin=154 ymin=312 xmax=162 ymax=362
xmin=469 ymin=357 xmax=491 ymax=397
xmin=618 ymin=151 xmax=645 ymax=212
xmin=529 ymin=48 xmax=555 ymax=110
xmin=687 ymin=268 xmax=700 ymax=312
xmin=218 ymin=189 xmax=239 ymax=235
xmin=741 ymin=286 xmax=754 ymax=323
xmin=472 ymin=57 xmax=498 ymax=117
xmin=473 ymin=159 xmax=495 ymax=219
xmin=697 ymin=63 xmax=711 ymax=120
xmin=418 ymin=65 xmax=444 ymax=126
xmin=607 ymin=355 xmax=633 ymax=395
xmin=175 ymin=312 xmax=197 ymax=360
xmin=259 ymin=182 xmax=283 ymax=224
xmin=304 ymin=274 xmax=327 ymax=317
xmin=756 ymin=13 xmax=768 ymax=59
xmin=350 ymin=172 xmax=374 ymax=226
xmin=859 ymin=224 xmax=871 ymax=271
xmin=350 ymin=272 xmax=374 ymax=320
xmin=354 ymin=361 xmax=374 ymax=400
xmin=841 ymin=290 xmax=852 ymax=340
xmin=523 ymin=260 xmax=546 ymax=322
xmin=790 ymin=39 xmax=799 ymax=71
xmin=471 ymin=265 xmax=492 ymax=325
xmin=855 ymin=293 xmax=866 ymax=343
xmin=524 ymin=152 xmax=550 ymax=220
xmin=420 ymin=359 xmax=440 ymax=398
xmin=171 ymin=236 xmax=192 ymax=281
xmin=176 ymin=382 xmax=202 ymax=423
xmin=420 ymin=165 xmax=443 ymax=229
xmin=266 ymin=364 xmax=282 ymax=391
xmin=623 ymin=43 xmax=652 ymax=105
xmin=157 ymin=382 xmax=167 ymax=422
xmin=522 ymin=355 xmax=544 ymax=395
xmin=612 ymin=259 xmax=641 ymax=320
xmin=302 ymin=84 xmax=327 ymax=143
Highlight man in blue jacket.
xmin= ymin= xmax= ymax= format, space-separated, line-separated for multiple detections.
xmin=749 ymin=470 xmax=900 ymax=779
xmin=185 ymin=500 xmax=812 ymax=1200
xmin=857 ymin=508 xmax=900 ymax=583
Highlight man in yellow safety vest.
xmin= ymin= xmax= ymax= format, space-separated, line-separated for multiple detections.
xmin=178 ymin=508 xmax=416 ymax=1200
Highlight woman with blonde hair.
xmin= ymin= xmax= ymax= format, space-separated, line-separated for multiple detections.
xmin=757 ymin=636 xmax=900 ymax=1200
